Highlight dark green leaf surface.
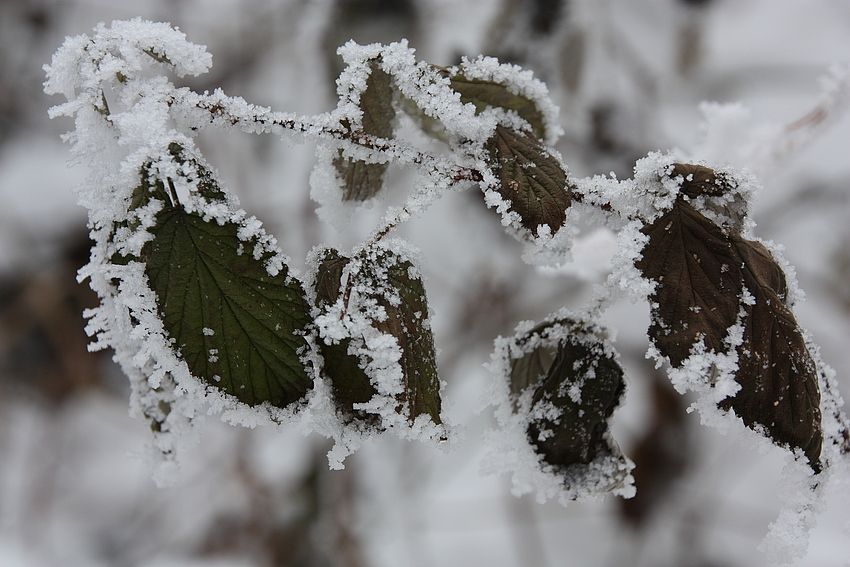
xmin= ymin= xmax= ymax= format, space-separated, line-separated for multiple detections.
xmin=450 ymin=75 xmax=546 ymax=139
xmin=383 ymin=254 xmax=442 ymax=424
xmin=485 ymin=125 xmax=571 ymax=233
xmin=334 ymin=64 xmax=395 ymax=201
xmin=142 ymin=192 xmax=313 ymax=408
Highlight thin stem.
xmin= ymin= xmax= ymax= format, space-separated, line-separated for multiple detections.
xmin=171 ymin=90 xmax=479 ymax=181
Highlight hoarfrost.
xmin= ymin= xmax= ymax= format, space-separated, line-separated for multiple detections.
xmin=307 ymin=239 xmax=450 ymax=467
xmin=631 ymin=161 xmax=850 ymax=557
xmin=482 ymin=310 xmax=634 ymax=504
xmin=44 ymin=21 xmax=850 ymax=549
xmin=451 ymin=54 xmax=563 ymax=145
xmin=45 ymin=19 xmax=325 ymax=478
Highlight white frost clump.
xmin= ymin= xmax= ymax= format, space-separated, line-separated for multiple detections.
xmin=451 ymin=55 xmax=563 ymax=145
xmin=481 ymin=309 xmax=634 ymax=504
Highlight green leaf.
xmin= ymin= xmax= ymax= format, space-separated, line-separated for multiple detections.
xmin=313 ymin=246 xmax=442 ymax=425
xmin=636 ymin=200 xmax=743 ymax=366
xmin=385 ymin=253 xmax=442 ymax=424
xmin=334 ymin=63 xmax=396 ymax=201
xmin=139 ymin=166 xmax=313 ymax=408
xmin=485 ymin=125 xmax=572 ymax=233
xmin=510 ymin=319 xmax=626 ymax=467
xmin=722 ymin=237 xmax=822 ymax=468
xmin=450 ymin=74 xmax=546 ymax=139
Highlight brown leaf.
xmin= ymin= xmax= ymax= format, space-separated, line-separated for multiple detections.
xmin=636 ymin=200 xmax=742 ymax=366
xmin=723 ymin=236 xmax=822 ymax=468
xmin=637 ymin=197 xmax=823 ymax=468
xmin=334 ymin=64 xmax=395 ymax=201
xmin=485 ymin=125 xmax=571 ymax=233
xmin=670 ymin=163 xmax=736 ymax=198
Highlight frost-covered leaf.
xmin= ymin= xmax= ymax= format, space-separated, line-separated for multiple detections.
xmin=314 ymin=246 xmax=441 ymax=425
xmin=140 ymin=170 xmax=313 ymax=408
xmin=519 ymin=321 xmax=626 ymax=467
xmin=398 ymin=95 xmax=451 ymax=144
xmin=669 ymin=163 xmax=747 ymax=230
xmin=313 ymin=247 xmax=351 ymax=308
xmin=334 ymin=63 xmax=395 ymax=201
xmin=722 ymin=237 xmax=823 ymax=468
xmin=488 ymin=315 xmax=634 ymax=501
xmin=485 ymin=125 xmax=571 ymax=233
xmin=637 ymin=198 xmax=823 ymax=468
xmin=313 ymin=248 xmax=376 ymax=420
xmin=385 ymin=257 xmax=442 ymax=425
xmin=670 ymin=163 xmax=736 ymax=198
xmin=636 ymin=200 xmax=742 ymax=366
xmin=449 ymin=74 xmax=546 ymax=139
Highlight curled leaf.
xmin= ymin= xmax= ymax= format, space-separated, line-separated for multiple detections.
xmin=334 ymin=63 xmax=396 ymax=201
xmin=521 ymin=322 xmax=626 ymax=467
xmin=669 ymin=163 xmax=747 ymax=230
xmin=496 ymin=316 xmax=633 ymax=499
xmin=485 ymin=125 xmax=572 ymax=233
xmin=314 ymin=245 xmax=442 ymax=426
xmin=670 ymin=163 xmax=736 ymax=199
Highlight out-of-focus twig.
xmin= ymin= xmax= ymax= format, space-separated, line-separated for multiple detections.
xmin=764 ymin=64 xmax=850 ymax=167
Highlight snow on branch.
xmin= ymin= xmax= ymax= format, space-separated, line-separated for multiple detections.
xmin=43 ymin=20 xmax=850 ymax=558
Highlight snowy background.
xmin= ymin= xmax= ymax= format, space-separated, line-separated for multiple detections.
xmin=3 ymin=0 xmax=850 ymax=565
